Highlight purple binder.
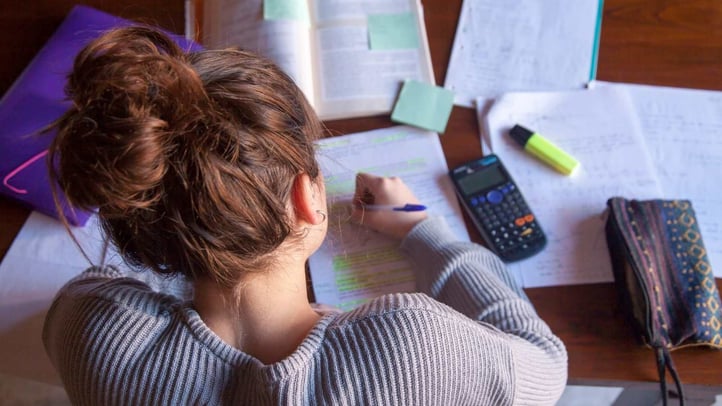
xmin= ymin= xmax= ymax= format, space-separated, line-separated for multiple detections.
xmin=0 ymin=6 xmax=199 ymax=226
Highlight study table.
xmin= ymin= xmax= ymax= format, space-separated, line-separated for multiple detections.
xmin=1 ymin=0 xmax=721 ymax=388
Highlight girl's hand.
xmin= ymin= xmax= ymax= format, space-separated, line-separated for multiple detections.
xmin=351 ymin=173 xmax=427 ymax=239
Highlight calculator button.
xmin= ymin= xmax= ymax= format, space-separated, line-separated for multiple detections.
xmin=524 ymin=214 xmax=535 ymax=222
xmin=514 ymin=217 xmax=525 ymax=226
xmin=486 ymin=190 xmax=504 ymax=204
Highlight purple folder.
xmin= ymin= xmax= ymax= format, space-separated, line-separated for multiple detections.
xmin=0 ymin=5 xmax=199 ymax=226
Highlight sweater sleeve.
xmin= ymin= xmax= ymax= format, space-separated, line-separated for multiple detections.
xmin=42 ymin=266 xmax=199 ymax=405
xmin=399 ymin=216 xmax=568 ymax=405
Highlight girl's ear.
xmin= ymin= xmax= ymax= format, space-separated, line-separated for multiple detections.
xmin=291 ymin=173 xmax=326 ymax=225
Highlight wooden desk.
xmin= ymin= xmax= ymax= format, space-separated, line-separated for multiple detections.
xmin=1 ymin=0 xmax=721 ymax=386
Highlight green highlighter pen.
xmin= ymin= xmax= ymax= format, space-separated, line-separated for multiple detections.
xmin=508 ymin=124 xmax=580 ymax=176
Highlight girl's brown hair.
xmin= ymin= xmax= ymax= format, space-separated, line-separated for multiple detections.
xmin=48 ymin=26 xmax=323 ymax=288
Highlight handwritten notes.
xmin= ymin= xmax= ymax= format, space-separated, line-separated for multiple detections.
xmin=310 ymin=126 xmax=469 ymax=309
xmin=483 ymin=86 xmax=663 ymax=287
xmin=445 ymin=0 xmax=602 ymax=107
xmin=591 ymin=81 xmax=722 ymax=275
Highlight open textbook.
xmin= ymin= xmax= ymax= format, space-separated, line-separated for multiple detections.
xmin=192 ymin=0 xmax=434 ymax=120
xmin=444 ymin=0 xmax=603 ymax=107
xmin=309 ymin=126 xmax=469 ymax=309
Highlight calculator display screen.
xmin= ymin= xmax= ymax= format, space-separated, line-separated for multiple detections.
xmin=456 ymin=165 xmax=507 ymax=196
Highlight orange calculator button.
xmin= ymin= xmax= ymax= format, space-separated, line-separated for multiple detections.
xmin=524 ymin=214 xmax=534 ymax=223
xmin=514 ymin=217 xmax=526 ymax=227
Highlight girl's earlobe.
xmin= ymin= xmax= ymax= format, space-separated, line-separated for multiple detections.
xmin=315 ymin=209 xmax=327 ymax=224
xmin=292 ymin=173 xmax=320 ymax=224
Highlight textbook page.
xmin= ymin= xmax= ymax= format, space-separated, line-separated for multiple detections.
xmin=199 ymin=0 xmax=433 ymax=120
xmin=309 ymin=126 xmax=469 ymax=310
xmin=483 ymin=86 xmax=662 ymax=288
xmin=591 ymin=81 xmax=722 ymax=276
xmin=445 ymin=0 xmax=603 ymax=108
xmin=309 ymin=0 xmax=434 ymax=120
xmin=200 ymin=0 xmax=315 ymax=106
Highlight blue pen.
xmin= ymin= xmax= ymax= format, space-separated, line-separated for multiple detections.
xmin=363 ymin=203 xmax=427 ymax=212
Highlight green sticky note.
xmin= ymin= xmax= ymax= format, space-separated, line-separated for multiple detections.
xmin=367 ymin=13 xmax=419 ymax=50
xmin=264 ymin=0 xmax=309 ymax=23
xmin=391 ymin=80 xmax=455 ymax=133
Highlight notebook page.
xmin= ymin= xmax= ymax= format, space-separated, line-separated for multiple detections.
xmin=310 ymin=126 xmax=469 ymax=309
xmin=445 ymin=0 xmax=602 ymax=107
xmin=483 ymin=86 xmax=663 ymax=287
xmin=591 ymin=81 xmax=722 ymax=276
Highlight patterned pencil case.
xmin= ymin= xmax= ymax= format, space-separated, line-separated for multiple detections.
xmin=605 ymin=198 xmax=722 ymax=405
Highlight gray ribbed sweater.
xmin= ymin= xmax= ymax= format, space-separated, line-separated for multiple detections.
xmin=43 ymin=216 xmax=567 ymax=405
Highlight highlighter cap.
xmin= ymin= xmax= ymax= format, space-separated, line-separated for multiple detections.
xmin=508 ymin=124 xmax=580 ymax=175
xmin=509 ymin=125 xmax=533 ymax=146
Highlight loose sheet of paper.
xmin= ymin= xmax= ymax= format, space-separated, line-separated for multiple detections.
xmin=591 ymin=81 xmax=722 ymax=275
xmin=483 ymin=86 xmax=663 ymax=287
xmin=309 ymin=126 xmax=469 ymax=309
xmin=445 ymin=0 xmax=602 ymax=107
xmin=0 ymin=213 xmax=111 ymax=384
xmin=0 ymin=212 xmax=189 ymax=384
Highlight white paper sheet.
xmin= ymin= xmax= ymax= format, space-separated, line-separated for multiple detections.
xmin=483 ymin=86 xmax=663 ymax=287
xmin=590 ymin=81 xmax=722 ymax=276
xmin=309 ymin=126 xmax=469 ymax=309
xmin=0 ymin=212 xmax=187 ymax=384
xmin=444 ymin=0 xmax=602 ymax=107
xmin=0 ymin=213 xmax=111 ymax=384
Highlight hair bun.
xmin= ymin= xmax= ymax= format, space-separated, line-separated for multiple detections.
xmin=52 ymin=27 xmax=207 ymax=214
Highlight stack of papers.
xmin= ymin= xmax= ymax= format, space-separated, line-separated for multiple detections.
xmin=481 ymin=83 xmax=722 ymax=287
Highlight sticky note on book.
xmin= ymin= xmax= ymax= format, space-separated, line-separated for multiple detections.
xmin=391 ymin=80 xmax=454 ymax=133
xmin=264 ymin=0 xmax=309 ymax=23
xmin=367 ymin=12 xmax=419 ymax=50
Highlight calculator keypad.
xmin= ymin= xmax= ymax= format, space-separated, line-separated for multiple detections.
xmin=468 ymin=182 xmax=545 ymax=259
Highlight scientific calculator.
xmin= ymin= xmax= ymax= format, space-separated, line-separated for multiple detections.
xmin=449 ymin=154 xmax=546 ymax=262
